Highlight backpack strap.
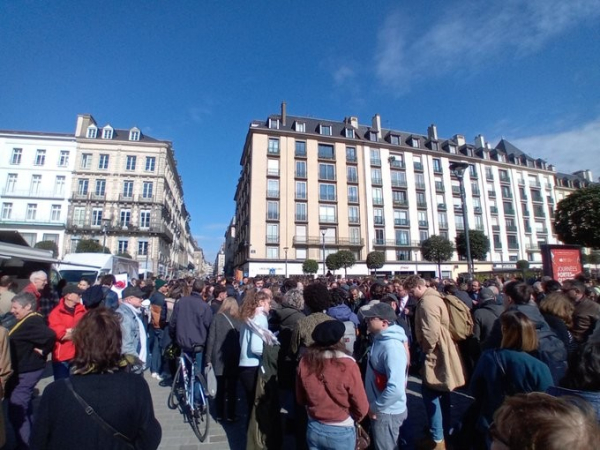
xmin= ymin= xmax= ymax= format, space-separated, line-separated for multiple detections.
xmin=64 ymin=378 xmax=135 ymax=449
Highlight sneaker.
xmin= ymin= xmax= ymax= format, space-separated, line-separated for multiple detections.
xmin=151 ymin=372 xmax=158 ymax=379
xmin=155 ymin=374 xmax=164 ymax=381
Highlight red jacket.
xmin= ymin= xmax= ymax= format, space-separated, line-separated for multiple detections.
xmin=48 ymin=299 xmax=86 ymax=362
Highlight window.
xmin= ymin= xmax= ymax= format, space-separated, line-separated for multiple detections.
xmin=374 ymin=229 xmax=385 ymax=245
xmin=318 ymin=144 xmax=334 ymax=159
xmin=1 ymin=203 xmax=12 ymax=219
xmin=78 ymin=179 xmax=89 ymax=195
xmin=129 ymin=129 xmax=140 ymax=141
xmin=81 ymin=153 xmax=92 ymax=169
xmin=267 ymin=159 xmax=279 ymax=176
xmin=295 ymin=122 xmax=306 ymax=132
xmin=268 ymin=118 xmax=279 ymax=129
xmin=268 ymin=138 xmax=280 ymax=154
xmin=26 ymin=203 xmax=37 ymax=220
xmin=346 ymin=146 xmax=357 ymax=162
xmin=374 ymin=208 xmax=384 ymax=225
xmin=140 ymin=211 xmax=151 ymax=228
xmin=86 ymin=126 xmax=97 ymax=138
xmin=371 ymin=168 xmax=382 ymax=185
xmin=391 ymin=171 xmax=406 ymax=187
xmin=319 ymin=184 xmax=336 ymax=201
xmin=267 ymin=201 xmax=279 ymax=220
xmin=59 ymin=150 xmax=69 ymax=167
xmin=433 ymin=158 xmax=442 ymax=173
xmin=118 ymin=240 xmax=129 ymax=253
xmin=348 ymin=206 xmax=359 ymax=224
xmin=319 ymin=205 xmax=336 ymax=223
xmin=142 ymin=182 xmax=153 ymax=198
xmin=42 ymin=233 xmax=59 ymax=244
xmin=348 ymin=186 xmax=358 ymax=203
xmin=30 ymin=175 xmax=41 ymax=195
xmin=370 ymin=148 xmax=381 ymax=165
xmin=5 ymin=174 xmax=17 ymax=193
xmin=98 ymin=154 xmax=109 ymax=169
xmin=295 ymin=141 xmax=306 ymax=157
xmin=396 ymin=250 xmax=411 ymax=261
xmin=266 ymin=247 xmax=279 ymax=259
xmin=469 ymin=165 xmax=477 ymax=178
xmin=120 ymin=210 xmax=131 ymax=227
xmin=418 ymin=211 xmax=428 ymax=227
xmin=390 ymin=135 xmax=400 ymax=145
xmin=349 ymin=227 xmax=361 ymax=245
xmin=73 ymin=207 xmax=85 ymax=226
xmin=448 ymin=145 xmax=457 ymax=154
xmin=396 ymin=230 xmax=409 ymax=245
xmin=295 ymin=203 xmax=307 ymax=221
xmin=126 ymin=155 xmax=137 ymax=171
xmin=417 ymin=192 xmax=427 ymax=206
xmin=394 ymin=210 xmax=408 ymax=226
xmin=102 ymin=127 xmax=113 ymax=139
xmin=92 ymin=209 xmax=103 ymax=226
xmin=347 ymin=166 xmax=358 ymax=183
xmin=138 ymin=241 xmax=148 ymax=256
xmin=295 ymin=161 xmax=307 ymax=178
xmin=410 ymin=137 xmax=420 ymax=148
xmin=415 ymin=173 xmax=426 ymax=189
xmin=320 ymin=125 xmax=332 ymax=136
xmin=266 ymin=224 xmax=279 ymax=244
xmin=455 ymin=214 xmax=465 ymax=230
xmin=267 ymin=179 xmax=280 ymax=197
xmin=51 ymin=205 xmax=61 ymax=222
xmin=419 ymin=230 xmax=429 ymax=242
xmin=345 ymin=128 xmax=355 ymax=138
xmin=10 ymin=148 xmax=22 ymax=165
xmin=319 ymin=164 xmax=335 ymax=180
xmin=295 ymin=181 xmax=307 ymax=200
xmin=123 ymin=181 xmax=134 ymax=198
xmin=35 ymin=149 xmax=46 ymax=166
xmin=95 ymin=180 xmax=106 ymax=196
xmin=438 ymin=212 xmax=448 ymax=228
xmin=392 ymin=190 xmax=407 ymax=205
xmin=372 ymin=188 xmax=383 ymax=205
xmin=296 ymin=248 xmax=307 ymax=259
xmin=145 ymin=157 xmax=156 ymax=171
xmin=369 ymin=131 xmax=378 ymax=142
xmin=70 ymin=238 xmax=80 ymax=253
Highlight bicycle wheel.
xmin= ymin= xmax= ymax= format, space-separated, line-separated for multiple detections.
xmin=189 ymin=373 xmax=210 ymax=442
xmin=167 ymin=365 xmax=182 ymax=410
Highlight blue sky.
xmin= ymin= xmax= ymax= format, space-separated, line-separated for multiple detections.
xmin=2 ymin=0 xmax=599 ymax=262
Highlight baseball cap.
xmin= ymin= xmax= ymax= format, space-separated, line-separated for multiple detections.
xmin=122 ymin=286 xmax=145 ymax=299
xmin=361 ymin=303 xmax=397 ymax=323
xmin=63 ymin=284 xmax=84 ymax=296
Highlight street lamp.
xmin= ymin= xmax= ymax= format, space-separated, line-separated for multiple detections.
xmin=101 ymin=218 xmax=110 ymax=253
xmin=284 ymin=246 xmax=289 ymax=277
xmin=450 ymin=161 xmax=473 ymax=280
xmin=321 ymin=230 xmax=326 ymax=276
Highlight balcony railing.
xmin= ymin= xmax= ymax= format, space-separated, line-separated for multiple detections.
xmin=435 ymin=182 xmax=445 ymax=192
xmin=530 ymin=180 xmax=541 ymax=188
xmin=526 ymin=244 xmax=541 ymax=251
xmin=390 ymin=160 xmax=405 ymax=169
xmin=394 ymin=219 xmax=410 ymax=226
xmin=492 ymin=225 xmax=501 ymax=231
xmin=488 ymin=191 xmax=496 ymax=198
xmin=534 ymin=210 xmax=546 ymax=218
xmin=2 ymin=189 xmax=64 ymax=199
xmin=266 ymin=236 xmax=279 ymax=244
xmin=452 ymin=186 xmax=461 ymax=195
xmin=500 ymin=175 xmax=511 ymax=183
xmin=504 ymin=208 xmax=516 ymax=215
xmin=506 ymin=225 xmax=518 ymax=232
xmin=295 ymin=171 xmax=307 ymax=179
xmin=374 ymin=217 xmax=385 ymax=225
xmin=486 ymin=172 xmax=494 ymax=181
xmin=319 ymin=215 xmax=337 ymax=223
xmin=502 ymin=192 xmax=513 ymax=199
xmin=474 ymin=206 xmax=482 ymax=214
xmin=349 ymin=216 xmax=360 ymax=224
xmin=414 ymin=162 xmax=424 ymax=171
xmin=508 ymin=242 xmax=519 ymax=250
xmin=347 ymin=175 xmax=358 ymax=183
xmin=267 ymin=169 xmax=280 ymax=177
xmin=393 ymin=200 xmax=409 ymax=207
xmin=346 ymin=155 xmax=357 ymax=163
xmin=373 ymin=198 xmax=384 ymax=206
xmin=537 ymin=228 xmax=548 ymax=234
xmin=293 ymin=236 xmax=364 ymax=247
xmin=415 ymin=183 xmax=426 ymax=190
xmin=433 ymin=166 xmax=443 ymax=174
xmin=295 ymin=192 xmax=306 ymax=200
xmin=490 ymin=206 xmax=498 ymax=214
xmin=472 ymin=188 xmax=480 ymax=196
xmin=371 ymin=178 xmax=383 ymax=186
xmin=373 ymin=239 xmax=421 ymax=248
xmin=266 ymin=213 xmax=280 ymax=221
xmin=531 ymin=195 xmax=544 ymax=203
xmin=417 ymin=201 xmax=427 ymax=208
xmin=494 ymin=242 xmax=503 ymax=249
xmin=370 ymin=158 xmax=382 ymax=166
xmin=295 ymin=214 xmax=307 ymax=222
xmin=456 ymin=223 xmax=465 ymax=231
xmin=1 ymin=215 xmax=62 ymax=226
xmin=348 ymin=196 xmax=359 ymax=203
xmin=418 ymin=220 xmax=428 ymax=227
xmin=524 ymin=226 xmax=532 ymax=233
xmin=392 ymin=179 xmax=408 ymax=188
xmin=439 ymin=222 xmax=448 ymax=229
xmin=438 ymin=203 xmax=447 ymax=210
xmin=267 ymin=190 xmax=280 ymax=198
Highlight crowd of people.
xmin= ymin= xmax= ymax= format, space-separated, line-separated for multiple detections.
xmin=0 ymin=268 xmax=600 ymax=449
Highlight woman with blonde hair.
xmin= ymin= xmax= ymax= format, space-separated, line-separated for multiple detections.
xmin=468 ymin=311 xmax=553 ymax=448
xmin=205 ymin=297 xmax=241 ymax=422
xmin=539 ymin=292 xmax=576 ymax=353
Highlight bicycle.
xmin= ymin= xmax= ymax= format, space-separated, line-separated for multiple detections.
xmin=167 ymin=352 xmax=210 ymax=442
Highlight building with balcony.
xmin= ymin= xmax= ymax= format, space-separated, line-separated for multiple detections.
xmin=232 ymin=105 xmax=592 ymax=278
xmin=0 ymin=130 xmax=76 ymax=256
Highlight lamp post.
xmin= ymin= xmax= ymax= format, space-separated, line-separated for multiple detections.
xmin=101 ymin=219 xmax=110 ymax=253
xmin=321 ymin=231 xmax=326 ymax=276
xmin=284 ymin=246 xmax=289 ymax=278
xmin=450 ymin=162 xmax=473 ymax=280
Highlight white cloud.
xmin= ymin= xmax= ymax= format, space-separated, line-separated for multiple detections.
xmin=512 ymin=117 xmax=600 ymax=180
xmin=375 ymin=0 xmax=600 ymax=93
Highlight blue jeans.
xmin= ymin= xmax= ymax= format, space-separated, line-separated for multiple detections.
xmin=184 ymin=350 xmax=203 ymax=378
xmin=371 ymin=410 xmax=408 ymax=450
xmin=148 ymin=328 xmax=165 ymax=375
xmin=8 ymin=368 xmax=45 ymax=449
xmin=421 ymin=383 xmax=452 ymax=442
xmin=306 ymin=419 xmax=355 ymax=450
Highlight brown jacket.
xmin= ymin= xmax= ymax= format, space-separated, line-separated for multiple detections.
xmin=415 ymin=288 xmax=465 ymax=392
xmin=572 ymin=298 xmax=600 ymax=343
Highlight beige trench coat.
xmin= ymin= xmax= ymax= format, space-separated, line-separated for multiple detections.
xmin=415 ymin=288 xmax=465 ymax=392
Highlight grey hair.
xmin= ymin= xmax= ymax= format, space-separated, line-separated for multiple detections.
xmin=489 ymin=285 xmax=500 ymax=296
xmin=282 ymin=288 xmax=304 ymax=311
xmin=12 ymin=292 xmax=37 ymax=310
xmin=29 ymin=270 xmax=47 ymax=283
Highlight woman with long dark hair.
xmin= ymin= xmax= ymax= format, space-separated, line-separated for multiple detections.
xmin=296 ymin=320 xmax=368 ymax=450
xmin=31 ymin=308 xmax=161 ymax=449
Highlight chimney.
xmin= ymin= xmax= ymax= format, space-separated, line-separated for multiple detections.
xmin=474 ymin=134 xmax=485 ymax=149
xmin=75 ymin=114 xmax=95 ymax=137
xmin=586 ymin=170 xmax=593 ymax=182
xmin=281 ymin=102 xmax=287 ymax=126
xmin=372 ymin=114 xmax=381 ymax=133
xmin=454 ymin=134 xmax=466 ymax=146
xmin=345 ymin=116 xmax=359 ymax=128
xmin=427 ymin=124 xmax=438 ymax=140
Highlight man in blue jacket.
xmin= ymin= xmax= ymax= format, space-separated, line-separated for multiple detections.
xmin=363 ymin=303 xmax=409 ymax=450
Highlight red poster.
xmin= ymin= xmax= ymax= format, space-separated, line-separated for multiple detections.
xmin=550 ymin=248 xmax=582 ymax=283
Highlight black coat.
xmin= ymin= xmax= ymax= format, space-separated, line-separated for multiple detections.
xmin=205 ymin=312 xmax=241 ymax=376
xmin=9 ymin=312 xmax=55 ymax=374
xmin=473 ymin=301 xmax=503 ymax=343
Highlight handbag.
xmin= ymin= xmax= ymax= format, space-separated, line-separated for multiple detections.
xmin=204 ymin=363 xmax=217 ymax=399
xmin=355 ymin=423 xmax=371 ymax=450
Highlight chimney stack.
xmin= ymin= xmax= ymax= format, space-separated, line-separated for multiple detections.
xmin=281 ymin=102 xmax=287 ymax=126
xmin=454 ymin=134 xmax=466 ymax=146
xmin=474 ymin=134 xmax=485 ymax=149
xmin=427 ymin=124 xmax=438 ymax=140
xmin=372 ymin=114 xmax=381 ymax=138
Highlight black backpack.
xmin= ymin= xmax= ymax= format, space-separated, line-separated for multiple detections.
xmin=535 ymin=329 xmax=568 ymax=384
xmin=0 ymin=312 xmax=17 ymax=330
xmin=82 ymin=285 xmax=107 ymax=309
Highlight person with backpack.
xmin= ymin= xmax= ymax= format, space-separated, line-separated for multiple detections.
xmin=483 ymin=281 xmax=568 ymax=384
xmin=404 ymin=275 xmax=465 ymax=450
xmin=147 ymin=279 xmax=168 ymax=381
xmin=326 ymin=287 xmax=359 ymax=356
xmin=472 ymin=287 xmax=503 ymax=346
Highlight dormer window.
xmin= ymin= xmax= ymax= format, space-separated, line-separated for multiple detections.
xmin=102 ymin=126 xmax=113 ymax=140
xmin=294 ymin=121 xmax=306 ymax=132
xmin=319 ymin=125 xmax=332 ymax=136
xmin=390 ymin=135 xmax=400 ymax=145
xmin=86 ymin=125 xmax=97 ymax=139
xmin=129 ymin=128 xmax=140 ymax=141
xmin=482 ymin=150 xmax=489 ymax=159
xmin=448 ymin=145 xmax=457 ymax=154
xmin=430 ymin=141 xmax=439 ymax=151
xmin=466 ymin=148 xmax=473 ymax=157
xmin=410 ymin=137 xmax=420 ymax=148
xmin=268 ymin=118 xmax=280 ymax=130
xmin=345 ymin=128 xmax=355 ymax=139
xmin=369 ymin=131 xmax=378 ymax=142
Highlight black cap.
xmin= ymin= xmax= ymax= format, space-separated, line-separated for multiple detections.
xmin=311 ymin=320 xmax=346 ymax=347
xmin=122 ymin=286 xmax=145 ymax=299
xmin=63 ymin=284 xmax=84 ymax=296
xmin=361 ymin=303 xmax=397 ymax=323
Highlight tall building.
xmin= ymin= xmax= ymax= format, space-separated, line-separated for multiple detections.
xmin=0 ymin=130 xmax=77 ymax=256
xmin=232 ymin=104 xmax=591 ymax=278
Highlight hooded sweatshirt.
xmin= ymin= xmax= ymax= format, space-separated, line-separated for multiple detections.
xmin=365 ymin=324 xmax=408 ymax=415
xmin=327 ymin=304 xmax=359 ymax=327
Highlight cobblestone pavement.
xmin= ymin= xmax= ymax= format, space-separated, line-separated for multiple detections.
xmin=25 ymin=370 xmax=473 ymax=450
